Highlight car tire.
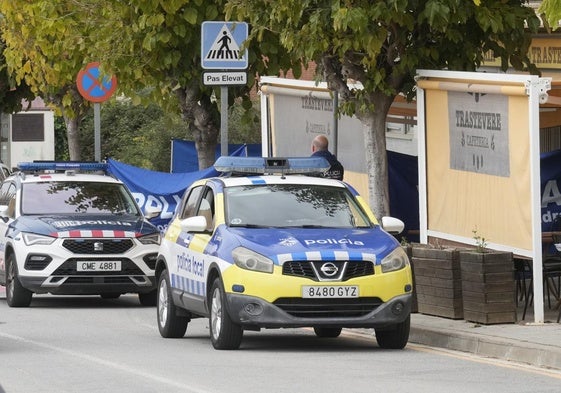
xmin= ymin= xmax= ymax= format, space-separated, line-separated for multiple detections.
xmin=157 ymin=270 xmax=188 ymax=338
xmin=138 ymin=290 xmax=157 ymax=306
xmin=209 ymin=278 xmax=243 ymax=350
xmin=6 ymin=254 xmax=32 ymax=308
xmin=313 ymin=327 xmax=342 ymax=338
xmin=375 ymin=314 xmax=410 ymax=349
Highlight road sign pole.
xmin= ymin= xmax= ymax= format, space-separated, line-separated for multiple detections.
xmin=94 ymin=103 xmax=101 ymax=162
xmin=221 ymin=86 xmax=228 ymax=156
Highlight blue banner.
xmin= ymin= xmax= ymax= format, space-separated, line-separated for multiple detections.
xmin=171 ymin=139 xmax=261 ymax=173
xmin=107 ymin=159 xmax=218 ymax=232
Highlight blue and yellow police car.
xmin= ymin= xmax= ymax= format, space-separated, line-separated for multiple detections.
xmin=0 ymin=162 xmax=161 ymax=307
xmin=156 ymin=157 xmax=413 ymax=350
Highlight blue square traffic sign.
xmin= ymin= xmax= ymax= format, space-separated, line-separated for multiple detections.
xmin=201 ymin=21 xmax=248 ymax=70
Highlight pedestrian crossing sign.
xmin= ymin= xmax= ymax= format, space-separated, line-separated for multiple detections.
xmin=201 ymin=21 xmax=248 ymax=70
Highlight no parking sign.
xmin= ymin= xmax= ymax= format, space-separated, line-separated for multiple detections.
xmin=76 ymin=62 xmax=117 ymax=102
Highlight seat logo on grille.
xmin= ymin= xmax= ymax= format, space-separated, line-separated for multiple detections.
xmin=320 ymin=262 xmax=338 ymax=277
xmin=93 ymin=242 xmax=104 ymax=252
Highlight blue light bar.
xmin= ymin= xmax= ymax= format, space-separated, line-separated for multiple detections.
xmin=18 ymin=162 xmax=108 ymax=172
xmin=214 ymin=156 xmax=331 ymax=175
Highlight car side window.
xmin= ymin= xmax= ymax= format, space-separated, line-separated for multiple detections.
xmin=0 ymin=182 xmax=17 ymax=218
xmin=197 ymin=188 xmax=215 ymax=231
xmin=179 ymin=186 xmax=204 ymax=219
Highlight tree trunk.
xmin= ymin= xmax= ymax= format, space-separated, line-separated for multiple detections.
xmin=64 ymin=115 xmax=81 ymax=161
xmin=175 ymin=82 xmax=220 ymax=170
xmin=357 ymin=94 xmax=394 ymax=219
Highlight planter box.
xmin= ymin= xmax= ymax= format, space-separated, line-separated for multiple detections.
xmin=460 ymin=251 xmax=516 ymax=325
xmin=411 ymin=245 xmax=463 ymax=319
xmin=402 ymin=244 xmax=418 ymax=313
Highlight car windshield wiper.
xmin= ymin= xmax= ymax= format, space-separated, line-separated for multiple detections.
xmin=229 ymin=223 xmax=273 ymax=228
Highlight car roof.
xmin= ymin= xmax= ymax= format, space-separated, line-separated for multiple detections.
xmin=216 ymin=175 xmax=347 ymax=188
xmin=19 ymin=172 xmax=122 ymax=183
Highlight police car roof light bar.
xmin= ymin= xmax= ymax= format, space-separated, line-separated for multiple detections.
xmin=18 ymin=161 xmax=108 ymax=173
xmin=213 ymin=156 xmax=331 ymax=175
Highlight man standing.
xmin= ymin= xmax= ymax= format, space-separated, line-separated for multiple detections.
xmin=311 ymin=134 xmax=344 ymax=180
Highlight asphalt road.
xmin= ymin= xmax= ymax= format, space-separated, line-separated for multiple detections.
xmin=1 ymin=291 xmax=560 ymax=393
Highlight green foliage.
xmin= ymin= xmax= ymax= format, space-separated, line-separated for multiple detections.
xmin=54 ymin=116 xmax=69 ymax=161
xmin=72 ymin=98 xmax=261 ymax=171
xmin=78 ymin=100 xmax=187 ymax=171
xmin=472 ymin=228 xmax=488 ymax=253
xmin=539 ymin=0 xmax=561 ymax=31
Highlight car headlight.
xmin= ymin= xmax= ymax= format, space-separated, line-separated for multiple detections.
xmin=137 ymin=232 xmax=161 ymax=245
xmin=232 ymin=247 xmax=273 ymax=274
xmin=381 ymin=246 xmax=410 ymax=273
xmin=22 ymin=232 xmax=56 ymax=246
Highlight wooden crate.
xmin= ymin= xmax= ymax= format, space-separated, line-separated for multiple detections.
xmin=411 ymin=246 xmax=463 ymax=319
xmin=460 ymin=251 xmax=516 ymax=324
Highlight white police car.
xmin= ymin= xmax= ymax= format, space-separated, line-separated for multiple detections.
xmin=156 ymin=157 xmax=412 ymax=350
xmin=0 ymin=162 xmax=161 ymax=307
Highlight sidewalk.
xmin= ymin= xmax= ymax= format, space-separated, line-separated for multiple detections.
xmin=408 ymin=307 xmax=561 ymax=371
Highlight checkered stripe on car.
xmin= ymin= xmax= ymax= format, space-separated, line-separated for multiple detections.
xmin=171 ymin=273 xmax=206 ymax=296
xmin=272 ymin=251 xmax=377 ymax=265
xmin=51 ymin=230 xmax=137 ymax=238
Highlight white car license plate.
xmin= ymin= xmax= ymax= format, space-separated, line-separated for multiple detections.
xmin=77 ymin=261 xmax=121 ymax=272
xmin=302 ymin=285 xmax=359 ymax=298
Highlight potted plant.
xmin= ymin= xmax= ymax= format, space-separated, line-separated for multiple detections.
xmin=459 ymin=230 xmax=516 ymax=324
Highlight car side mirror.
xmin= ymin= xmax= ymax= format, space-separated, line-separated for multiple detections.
xmin=381 ymin=216 xmax=405 ymax=234
xmin=180 ymin=216 xmax=208 ymax=233
xmin=144 ymin=205 xmax=162 ymax=220
xmin=0 ymin=205 xmax=10 ymax=222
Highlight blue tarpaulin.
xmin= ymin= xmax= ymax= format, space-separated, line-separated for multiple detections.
xmin=171 ymin=139 xmax=261 ymax=173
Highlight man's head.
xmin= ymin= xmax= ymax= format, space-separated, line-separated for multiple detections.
xmin=311 ymin=135 xmax=329 ymax=153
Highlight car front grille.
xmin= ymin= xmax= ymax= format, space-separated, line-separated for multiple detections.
xmin=273 ymin=297 xmax=382 ymax=318
xmin=62 ymin=239 xmax=134 ymax=254
xmin=52 ymin=258 xmax=144 ymax=275
xmin=282 ymin=260 xmax=374 ymax=281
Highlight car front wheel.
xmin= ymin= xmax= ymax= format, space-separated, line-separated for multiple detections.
xmin=209 ymin=278 xmax=243 ymax=350
xmin=157 ymin=270 xmax=188 ymax=338
xmin=6 ymin=254 xmax=32 ymax=307
xmin=375 ymin=315 xmax=410 ymax=349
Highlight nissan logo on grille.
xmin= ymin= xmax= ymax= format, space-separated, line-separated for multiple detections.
xmin=93 ymin=242 xmax=104 ymax=252
xmin=320 ymin=262 xmax=339 ymax=277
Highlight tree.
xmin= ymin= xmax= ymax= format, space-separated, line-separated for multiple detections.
xmin=0 ymin=37 xmax=34 ymax=114
xmin=83 ymin=0 xmax=297 ymax=170
xmin=0 ymin=1 xmax=104 ymax=160
xmin=227 ymin=0 xmax=540 ymax=218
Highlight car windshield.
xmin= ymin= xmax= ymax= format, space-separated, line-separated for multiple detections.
xmin=21 ymin=181 xmax=140 ymax=215
xmin=224 ymin=184 xmax=372 ymax=228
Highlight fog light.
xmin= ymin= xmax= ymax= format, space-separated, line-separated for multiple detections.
xmin=244 ymin=303 xmax=263 ymax=316
xmin=404 ymin=284 xmax=412 ymax=292
xmin=391 ymin=301 xmax=404 ymax=315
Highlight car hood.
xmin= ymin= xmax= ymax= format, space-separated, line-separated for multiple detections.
xmin=218 ymin=226 xmax=400 ymax=265
xmin=12 ymin=214 xmax=158 ymax=238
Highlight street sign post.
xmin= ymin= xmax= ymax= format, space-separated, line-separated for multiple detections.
xmin=76 ymin=62 xmax=117 ymax=162
xmin=201 ymin=21 xmax=249 ymax=156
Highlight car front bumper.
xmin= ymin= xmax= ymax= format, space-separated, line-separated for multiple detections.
xmin=225 ymin=292 xmax=412 ymax=329
xmin=18 ymin=275 xmax=156 ymax=295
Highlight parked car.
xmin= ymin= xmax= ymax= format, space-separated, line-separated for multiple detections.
xmin=155 ymin=156 xmax=413 ymax=350
xmin=0 ymin=162 xmax=161 ymax=307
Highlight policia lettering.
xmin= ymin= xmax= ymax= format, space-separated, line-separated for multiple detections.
xmin=177 ymin=253 xmax=205 ymax=277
